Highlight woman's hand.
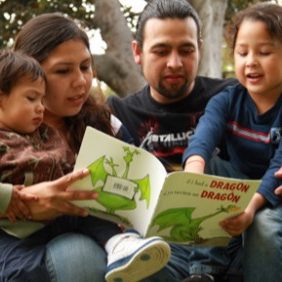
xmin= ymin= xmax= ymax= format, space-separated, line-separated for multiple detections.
xmin=22 ymin=169 xmax=98 ymax=221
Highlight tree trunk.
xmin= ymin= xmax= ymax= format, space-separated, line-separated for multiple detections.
xmin=92 ymin=0 xmax=145 ymax=97
xmin=189 ymin=0 xmax=228 ymax=78
xmin=92 ymin=0 xmax=228 ymax=96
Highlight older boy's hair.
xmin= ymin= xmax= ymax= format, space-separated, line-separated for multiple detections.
xmin=0 ymin=49 xmax=45 ymax=94
xmin=228 ymin=3 xmax=282 ymax=50
xmin=135 ymin=0 xmax=201 ymax=47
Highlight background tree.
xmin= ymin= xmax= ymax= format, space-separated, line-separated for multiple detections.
xmin=0 ymin=0 xmax=269 ymax=96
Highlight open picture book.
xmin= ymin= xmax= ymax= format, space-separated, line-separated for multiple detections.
xmin=71 ymin=126 xmax=261 ymax=246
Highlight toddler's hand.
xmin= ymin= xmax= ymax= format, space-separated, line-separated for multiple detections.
xmin=6 ymin=185 xmax=38 ymax=222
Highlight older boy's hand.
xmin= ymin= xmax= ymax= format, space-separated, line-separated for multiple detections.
xmin=219 ymin=210 xmax=254 ymax=236
xmin=6 ymin=185 xmax=38 ymax=222
xmin=274 ymin=168 xmax=282 ymax=196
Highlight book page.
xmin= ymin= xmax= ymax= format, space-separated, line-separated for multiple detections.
xmin=71 ymin=126 xmax=167 ymax=236
xmin=146 ymin=171 xmax=261 ymax=246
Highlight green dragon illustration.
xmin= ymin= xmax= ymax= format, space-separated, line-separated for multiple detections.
xmin=87 ymin=146 xmax=151 ymax=214
xmin=151 ymin=205 xmax=239 ymax=243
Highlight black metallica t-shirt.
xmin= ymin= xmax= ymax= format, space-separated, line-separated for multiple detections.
xmin=108 ymin=76 xmax=237 ymax=172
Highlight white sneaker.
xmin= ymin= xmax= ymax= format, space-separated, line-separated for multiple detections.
xmin=105 ymin=231 xmax=171 ymax=282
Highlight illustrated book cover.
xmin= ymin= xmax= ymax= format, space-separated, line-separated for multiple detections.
xmin=71 ymin=126 xmax=261 ymax=246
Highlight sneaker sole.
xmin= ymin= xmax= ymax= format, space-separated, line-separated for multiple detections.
xmin=105 ymin=238 xmax=171 ymax=282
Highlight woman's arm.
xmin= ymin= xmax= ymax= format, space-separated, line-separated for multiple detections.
xmin=20 ymin=169 xmax=98 ymax=221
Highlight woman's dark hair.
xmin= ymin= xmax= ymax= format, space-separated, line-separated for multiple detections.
xmin=135 ymin=0 xmax=201 ymax=47
xmin=13 ymin=12 xmax=112 ymax=153
xmin=227 ymin=3 xmax=282 ymax=51
xmin=0 ymin=49 xmax=46 ymax=94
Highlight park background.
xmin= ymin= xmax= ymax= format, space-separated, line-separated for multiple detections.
xmin=1 ymin=0 xmax=281 ymax=98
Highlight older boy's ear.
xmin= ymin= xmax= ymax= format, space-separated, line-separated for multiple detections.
xmin=131 ymin=40 xmax=142 ymax=65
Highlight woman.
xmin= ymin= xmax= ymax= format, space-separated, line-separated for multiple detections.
xmin=0 ymin=13 xmax=170 ymax=282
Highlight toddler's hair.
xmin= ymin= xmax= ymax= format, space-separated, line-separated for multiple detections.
xmin=0 ymin=49 xmax=46 ymax=95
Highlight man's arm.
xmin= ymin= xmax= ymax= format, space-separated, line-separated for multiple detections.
xmin=1 ymin=169 xmax=97 ymax=221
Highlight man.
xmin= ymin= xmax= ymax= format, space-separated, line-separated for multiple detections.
xmin=108 ymin=1 xmax=241 ymax=282
xmin=108 ymin=0 xmax=235 ymax=173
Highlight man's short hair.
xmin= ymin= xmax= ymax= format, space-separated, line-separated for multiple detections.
xmin=135 ymin=0 xmax=201 ymax=47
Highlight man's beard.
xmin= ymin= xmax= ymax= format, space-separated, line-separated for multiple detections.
xmin=157 ymin=80 xmax=189 ymax=100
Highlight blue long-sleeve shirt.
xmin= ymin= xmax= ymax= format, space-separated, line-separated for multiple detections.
xmin=182 ymin=83 xmax=282 ymax=206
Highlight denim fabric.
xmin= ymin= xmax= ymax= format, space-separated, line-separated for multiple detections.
xmin=0 ymin=229 xmax=48 ymax=282
xmin=142 ymin=156 xmax=244 ymax=281
xmin=244 ymin=204 xmax=282 ymax=282
xmin=45 ymin=233 xmax=107 ymax=282
xmin=43 ymin=156 xmax=282 ymax=282
xmin=208 ymin=156 xmax=282 ymax=281
xmin=44 ymin=235 xmax=241 ymax=282
xmin=142 ymin=242 xmax=242 ymax=281
xmin=0 ymin=215 xmax=120 ymax=282
xmin=42 ymin=157 xmax=244 ymax=282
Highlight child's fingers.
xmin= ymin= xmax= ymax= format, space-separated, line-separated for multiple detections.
xmin=274 ymin=167 xmax=282 ymax=178
xmin=19 ymin=192 xmax=38 ymax=201
xmin=16 ymin=201 xmax=32 ymax=219
xmin=9 ymin=201 xmax=32 ymax=220
xmin=275 ymin=185 xmax=282 ymax=196
xmin=8 ymin=187 xmax=33 ymax=220
xmin=220 ymin=222 xmax=242 ymax=236
xmin=15 ymin=185 xmax=25 ymax=191
xmin=6 ymin=211 xmax=17 ymax=223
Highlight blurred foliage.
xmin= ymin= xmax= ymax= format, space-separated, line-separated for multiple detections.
xmin=225 ymin=0 xmax=269 ymax=21
xmin=222 ymin=0 xmax=275 ymax=77
xmin=0 ymin=0 xmax=278 ymax=80
xmin=120 ymin=4 xmax=139 ymax=32
xmin=0 ymin=0 xmax=98 ymax=47
xmin=0 ymin=0 xmax=274 ymax=49
xmin=0 ymin=0 xmax=144 ymax=48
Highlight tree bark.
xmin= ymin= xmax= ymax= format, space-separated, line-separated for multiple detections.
xmin=92 ymin=0 xmax=228 ymax=96
xmin=92 ymin=0 xmax=145 ymax=97
xmin=190 ymin=0 xmax=228 ymax=78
